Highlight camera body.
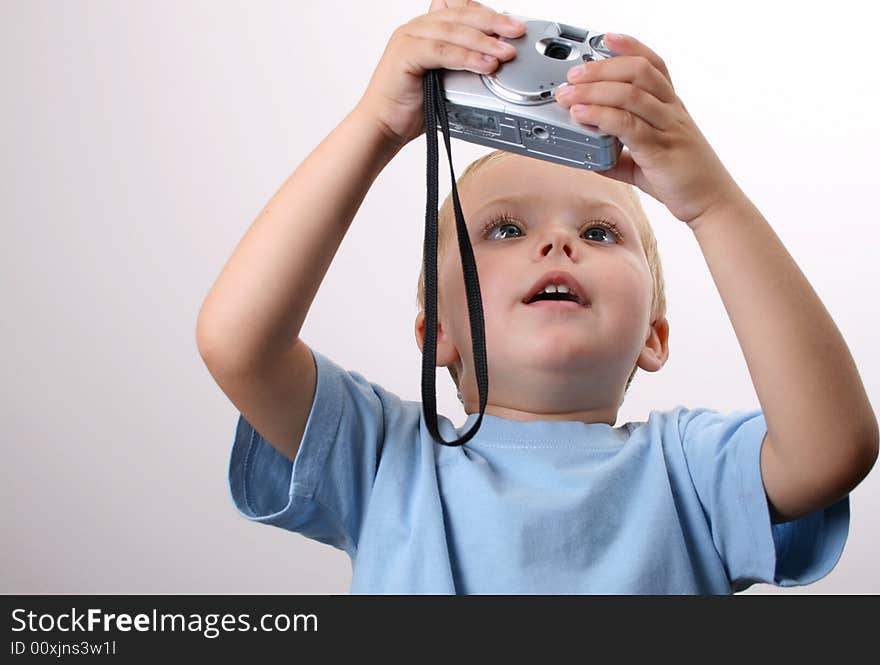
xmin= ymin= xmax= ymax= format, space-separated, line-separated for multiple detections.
xmin=437 ymin=13 xmax=621 ymax=171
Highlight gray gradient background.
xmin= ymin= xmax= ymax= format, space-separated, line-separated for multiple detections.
xmin=2 ymin=0 xmax=877 ymax=594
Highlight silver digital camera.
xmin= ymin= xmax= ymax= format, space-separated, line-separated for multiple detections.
xmin=437 ymin=12 xmax=621 ymax=171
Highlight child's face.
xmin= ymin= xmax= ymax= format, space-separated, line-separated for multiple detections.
xmin=415 ymin=154 xmax=669 ymax=424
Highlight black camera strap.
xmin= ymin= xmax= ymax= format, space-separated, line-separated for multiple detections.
xmin=421 ymin=69 xmax=488 ymax=446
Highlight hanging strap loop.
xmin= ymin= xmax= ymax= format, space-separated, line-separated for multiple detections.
xmin=421 ymin=69 xmax=488 ymax=446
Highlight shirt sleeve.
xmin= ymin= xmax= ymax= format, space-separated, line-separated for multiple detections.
xmin=227 ymin=347 xmax=396 ymax=557
xmin=677 ymin=406 xmax=850 ymax=592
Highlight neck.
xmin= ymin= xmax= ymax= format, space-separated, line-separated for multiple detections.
xmin=464 ymin=402 xmax=618 ymax=426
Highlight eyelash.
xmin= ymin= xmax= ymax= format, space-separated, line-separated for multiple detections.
xmin=479 ymin=212 xmax=624 ymax=242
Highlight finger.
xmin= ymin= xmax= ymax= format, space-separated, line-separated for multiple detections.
xmin=406 ymin=8 xmax=525 ymax=69
xmin=564 ymin=56 xmax=676 ymax=105
xmin=410 ymin=21 xmax=516 ymax=60
xmin=406 ymin=34 xmax=498 ymax=76
xmin=423 ymin=4 xmax=526 ymax=38
xmin=556 ymin=81 xmax=670 ymax=131
xmin=602 ymin=33 xmax=673 ymax=89
xmin=568 ymin=103 xmax=657 ymax=151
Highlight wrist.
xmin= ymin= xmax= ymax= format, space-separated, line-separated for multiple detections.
xmin=350 ymin=99 xmax=410 ymax=157
xmin=686 ymin=187 xmax=755 ymax=236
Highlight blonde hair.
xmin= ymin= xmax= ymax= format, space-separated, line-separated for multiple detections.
xmin=416 ymin=149 xmax=667 ymax=405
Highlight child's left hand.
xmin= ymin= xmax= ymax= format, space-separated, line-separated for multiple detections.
xmin=554 ymin=32 xmax=743 ymax=225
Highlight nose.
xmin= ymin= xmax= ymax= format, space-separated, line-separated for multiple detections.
xmin=537 ymin=226 xmax=577 ymax=259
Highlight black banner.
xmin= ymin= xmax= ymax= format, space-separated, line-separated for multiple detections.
xmin=1 ymin=595 xmax=870 ymax=659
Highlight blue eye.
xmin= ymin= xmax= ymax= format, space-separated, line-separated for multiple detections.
xmin=485 ymin=220 xmax=523 ymax=240
xmin=584 ymin=227 xmax=613 ymax=243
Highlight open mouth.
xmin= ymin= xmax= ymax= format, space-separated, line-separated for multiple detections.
xmin=522 ymin=272 xmax=590 ymax=307
xmin=524 ymin=285 xmax=589 ymax=308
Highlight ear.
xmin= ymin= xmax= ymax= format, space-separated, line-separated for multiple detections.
xmin=414 ymin=309 xmax=461 ymax=369
xmin=636 ymin=315 xmax=670 ymax=372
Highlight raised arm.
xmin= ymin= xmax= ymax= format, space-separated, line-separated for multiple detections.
xmin=196 ymin=1 xmax=526 ymax=369
xmin=196 ymin=2 xmax=528 ymax=462
xmin=552 ymin=32 xmax=877 ymax=523
xmin=689 ymin=196 xmax=878 ymax=523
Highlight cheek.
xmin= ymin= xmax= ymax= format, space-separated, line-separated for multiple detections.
xmin=593 ymin=258 xmax=650 ymax=312
xmin=439 ymin=252 xmax=507 ymax=338
xmin=437 ymin=253 xmax=467 ymax=323
xmin=473 ymin=254 xmax=514 ymax=311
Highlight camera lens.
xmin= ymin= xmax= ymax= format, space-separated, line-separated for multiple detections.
xmin=545 ymin=42 xmax=571 ymax=60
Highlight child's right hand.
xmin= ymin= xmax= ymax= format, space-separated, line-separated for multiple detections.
xmin=356 ymin=0 xmax=526 ymax=149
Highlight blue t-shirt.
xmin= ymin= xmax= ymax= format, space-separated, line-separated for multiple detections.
xmin=227 ymin=347 xmax=850 ymax=594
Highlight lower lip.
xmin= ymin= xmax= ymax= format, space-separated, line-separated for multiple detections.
xmin=525 ymin=301 xmax=589 ymax=310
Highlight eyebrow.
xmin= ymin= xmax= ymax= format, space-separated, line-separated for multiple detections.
xmin=471 ymin=194 xmax=633 ymax=231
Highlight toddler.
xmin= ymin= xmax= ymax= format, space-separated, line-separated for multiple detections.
xmin=197 ymin=1 xmax=876 ymax=593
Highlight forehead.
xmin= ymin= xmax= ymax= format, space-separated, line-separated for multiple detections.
xmin=463 ymin=154 xmax=636 ymax=226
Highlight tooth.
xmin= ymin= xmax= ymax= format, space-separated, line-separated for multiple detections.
xmin=556 ymin=285 xmax=570 ymax=294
